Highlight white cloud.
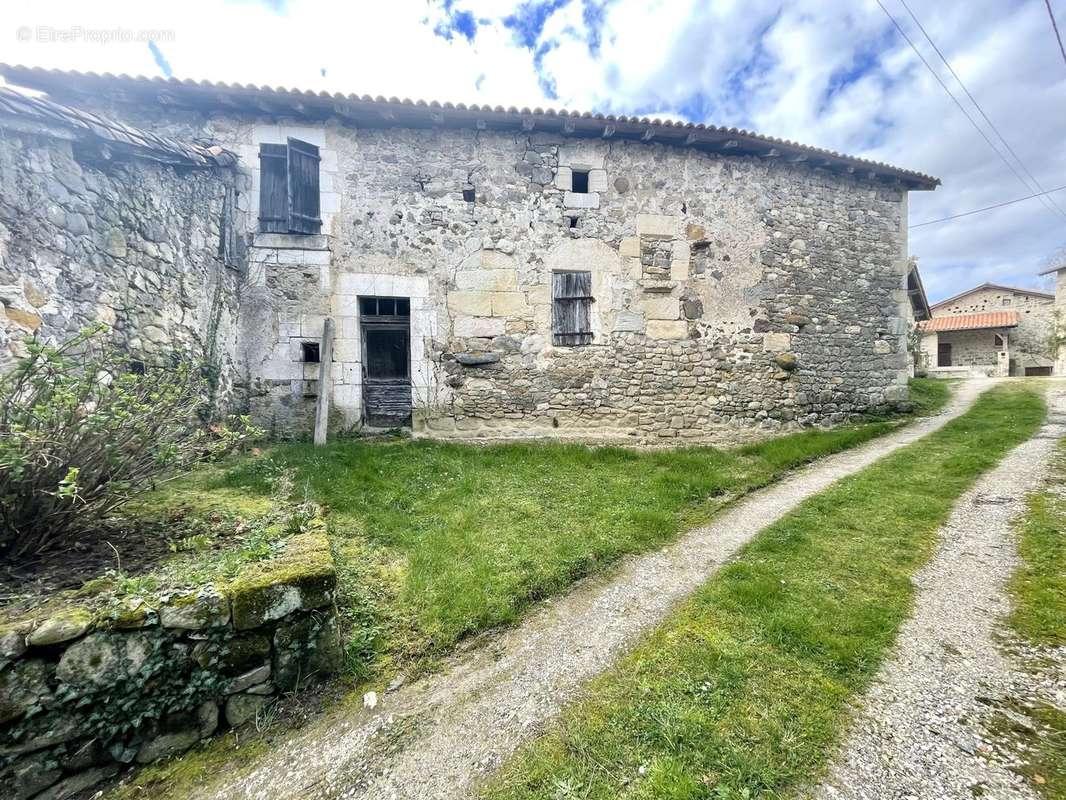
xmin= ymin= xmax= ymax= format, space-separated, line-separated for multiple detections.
xmin=2 ymin=0 xmax=1063 ymax=299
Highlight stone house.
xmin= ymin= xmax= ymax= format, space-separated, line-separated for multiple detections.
xmin=0 ymin=65 xmax=939 ymax=441
xmin=917 ymin=283 xmax=1056 ymax=377
xmin=1041 ymin=263 xmax=1066 ymax=374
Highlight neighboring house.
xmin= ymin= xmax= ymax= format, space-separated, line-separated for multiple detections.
xmin=1040 ymin=263 xmax=1066 ymax=374
xmin=0 ymin=66 xmax=940 ymax=441
xmin=917 ymin=283 xmax=1056 ymax=377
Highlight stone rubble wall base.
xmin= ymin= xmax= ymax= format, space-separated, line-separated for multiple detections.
xmin=0 ymin=532 xmax=341 ymax=800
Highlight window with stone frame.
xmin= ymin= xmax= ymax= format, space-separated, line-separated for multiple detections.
xmin=552 ymin=271 xmax=594 ymax=346
xmin=258 ymin=138 xmax=321 ymax=234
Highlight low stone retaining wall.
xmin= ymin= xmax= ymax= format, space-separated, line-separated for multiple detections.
xmin=0 ymin=531 xmax=341 ymax=800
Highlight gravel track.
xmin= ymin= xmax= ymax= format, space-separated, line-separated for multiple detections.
xmin=189 ymin=380 xmax=993 ymax=800
xmin=814 ymin=385 xmax=1066 ymax=800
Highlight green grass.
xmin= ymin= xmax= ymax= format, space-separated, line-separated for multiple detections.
xmin=995 ymin=438 xmax=1066 ymax=798
xmin=1008 ymin=441 xmax=1066 ymax=647
xmin=210 ymin=419 xmax=898 ymax=670
xmin=481 ymin=384 xmax=1046 ymax=800
xmin=907 ymin=377 xmax=951 ymax=416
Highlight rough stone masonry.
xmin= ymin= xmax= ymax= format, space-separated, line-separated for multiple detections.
xmin=0 ymin=68 xmax=939 ymax=442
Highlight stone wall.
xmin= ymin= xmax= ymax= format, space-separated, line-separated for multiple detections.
xmin=9 ymin=99 xmax=916 ymax=441
xmin=1056 ymin=270 xmax=1066 ymax=375
xmin=919 ymin=329 xmax=1009 ymax=377
xmin=0 ymin=118 xmax=244 ymax=404
xmin=0 ymin=532 xmax=340 ymax=800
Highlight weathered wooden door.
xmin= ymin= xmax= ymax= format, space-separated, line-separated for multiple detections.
xmin=937 ymin=342 xmax=952 ymax=367
xmin=360 ymin=297 xmax=412 ymax=427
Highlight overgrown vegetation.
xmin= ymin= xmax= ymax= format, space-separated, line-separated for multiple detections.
xmin=481 ymin=384 xmax=1045 ymax=800
xmin=0 ymin=328 xmax=260 ymax=559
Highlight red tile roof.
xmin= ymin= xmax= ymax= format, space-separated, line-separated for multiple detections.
xmin=918 ymin=311 xmax=1019 ymax=333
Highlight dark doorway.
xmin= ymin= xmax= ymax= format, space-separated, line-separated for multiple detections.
xmin=937 ymin=342 xmax=952 ymax=367
xmin=360 ymin=296 xmax=412 ymax=427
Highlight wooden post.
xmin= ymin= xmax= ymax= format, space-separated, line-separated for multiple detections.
xmin=313 ymin=318 xmax=334 ymax=446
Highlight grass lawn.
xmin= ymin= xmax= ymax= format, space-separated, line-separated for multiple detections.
xmin=907 ymin=376 xmax=951 ymax=416
xmin=210 ymin=419 xmax=897 ymax=675
xmin=481 ymin=383 xmax=1045 ymax=800
xmin=1008 ymin=440 xmax=1066 ymax=647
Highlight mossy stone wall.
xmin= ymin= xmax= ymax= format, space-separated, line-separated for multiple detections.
xmin=0 ymin=532 xmax=340 ymax=800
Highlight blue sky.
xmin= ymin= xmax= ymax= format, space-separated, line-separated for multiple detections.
xmin=3 ymin=0 xmax=1065 ymax=301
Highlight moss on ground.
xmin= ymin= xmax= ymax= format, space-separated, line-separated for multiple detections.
xmin=106 ymin=731 xmax=271 ymax=800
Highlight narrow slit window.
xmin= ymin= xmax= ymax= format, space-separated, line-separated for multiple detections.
xmin=571 ymin=170 xmax=590 ymax=194
xmin=552 ymin=271 xmax=594 ymax=346
xmin=568 ymin=216 xmax=578 ymax=229
xmin=301 ymin=342 xmax=320 ymax=363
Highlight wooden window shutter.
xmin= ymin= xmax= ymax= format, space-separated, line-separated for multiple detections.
xmin=258 ymin=143 xmax=288 ymax=233
xmin=552 ymin=271 xmax=594 ymax=346
xmin=286 ymin=137 xmax=322 ymax=234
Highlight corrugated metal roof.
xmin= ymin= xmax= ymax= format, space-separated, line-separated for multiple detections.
xmin=0 ymin=84 xmax=236 ymax=167
xmin=0 ymin=64 xmax=939 ymax=190
xmin=918 ymin=311 xmax=1020 ymax=332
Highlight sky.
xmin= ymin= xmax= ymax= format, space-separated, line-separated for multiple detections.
xmin=2 ymin=0 xmax=1064 ymax=302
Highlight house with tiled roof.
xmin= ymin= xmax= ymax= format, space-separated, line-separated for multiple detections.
xmin=917 ymin=283 xmax=1056 ymax=377
xmin=0 ymin=65 xmax=940 ymax=440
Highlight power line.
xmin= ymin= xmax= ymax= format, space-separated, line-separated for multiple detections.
xmin=876 ymin=0 xmax=1066 ymax=224
xmin=909 ymin=183 xmax=1066 ymax=228
xmin=1046 ymin=0 xmax=1066 ymax=68
xmin=898 ymin=0 xmax=1066 ymax=221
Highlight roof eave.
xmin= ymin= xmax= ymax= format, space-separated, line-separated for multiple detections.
xmin=0 ymin=64 xmax=941 ymax=191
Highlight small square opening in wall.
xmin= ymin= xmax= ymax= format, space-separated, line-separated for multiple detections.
xmin=571 ymin=170 xmax=590 ymax=194
xmin=301 ymin=341 xmax=320 ymax=363
xmin=568 ymin=216 xmax=579 ymax=229
xmin=462 ymin=187 xmax=475 ymax=202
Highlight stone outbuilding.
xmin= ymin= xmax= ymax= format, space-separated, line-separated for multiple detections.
xmin=0 ymin=65 xmax=940 ymax=442
xmin=917 ymin=283 xmax=1056 ymax=377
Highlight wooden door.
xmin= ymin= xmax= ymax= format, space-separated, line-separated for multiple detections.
xmin=360 ymin=296 xmax=412 ymax=428
xmin=937 ymin=342 xmax=952 ymax=367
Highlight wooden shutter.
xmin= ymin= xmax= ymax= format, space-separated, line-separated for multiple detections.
xmin=552 ymin=271 xmax=594 ymax=346
xmin=287 ymin=137 xmax=322 ymax=234
xmin=258 ymin=144 xmax=288 ymax=233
